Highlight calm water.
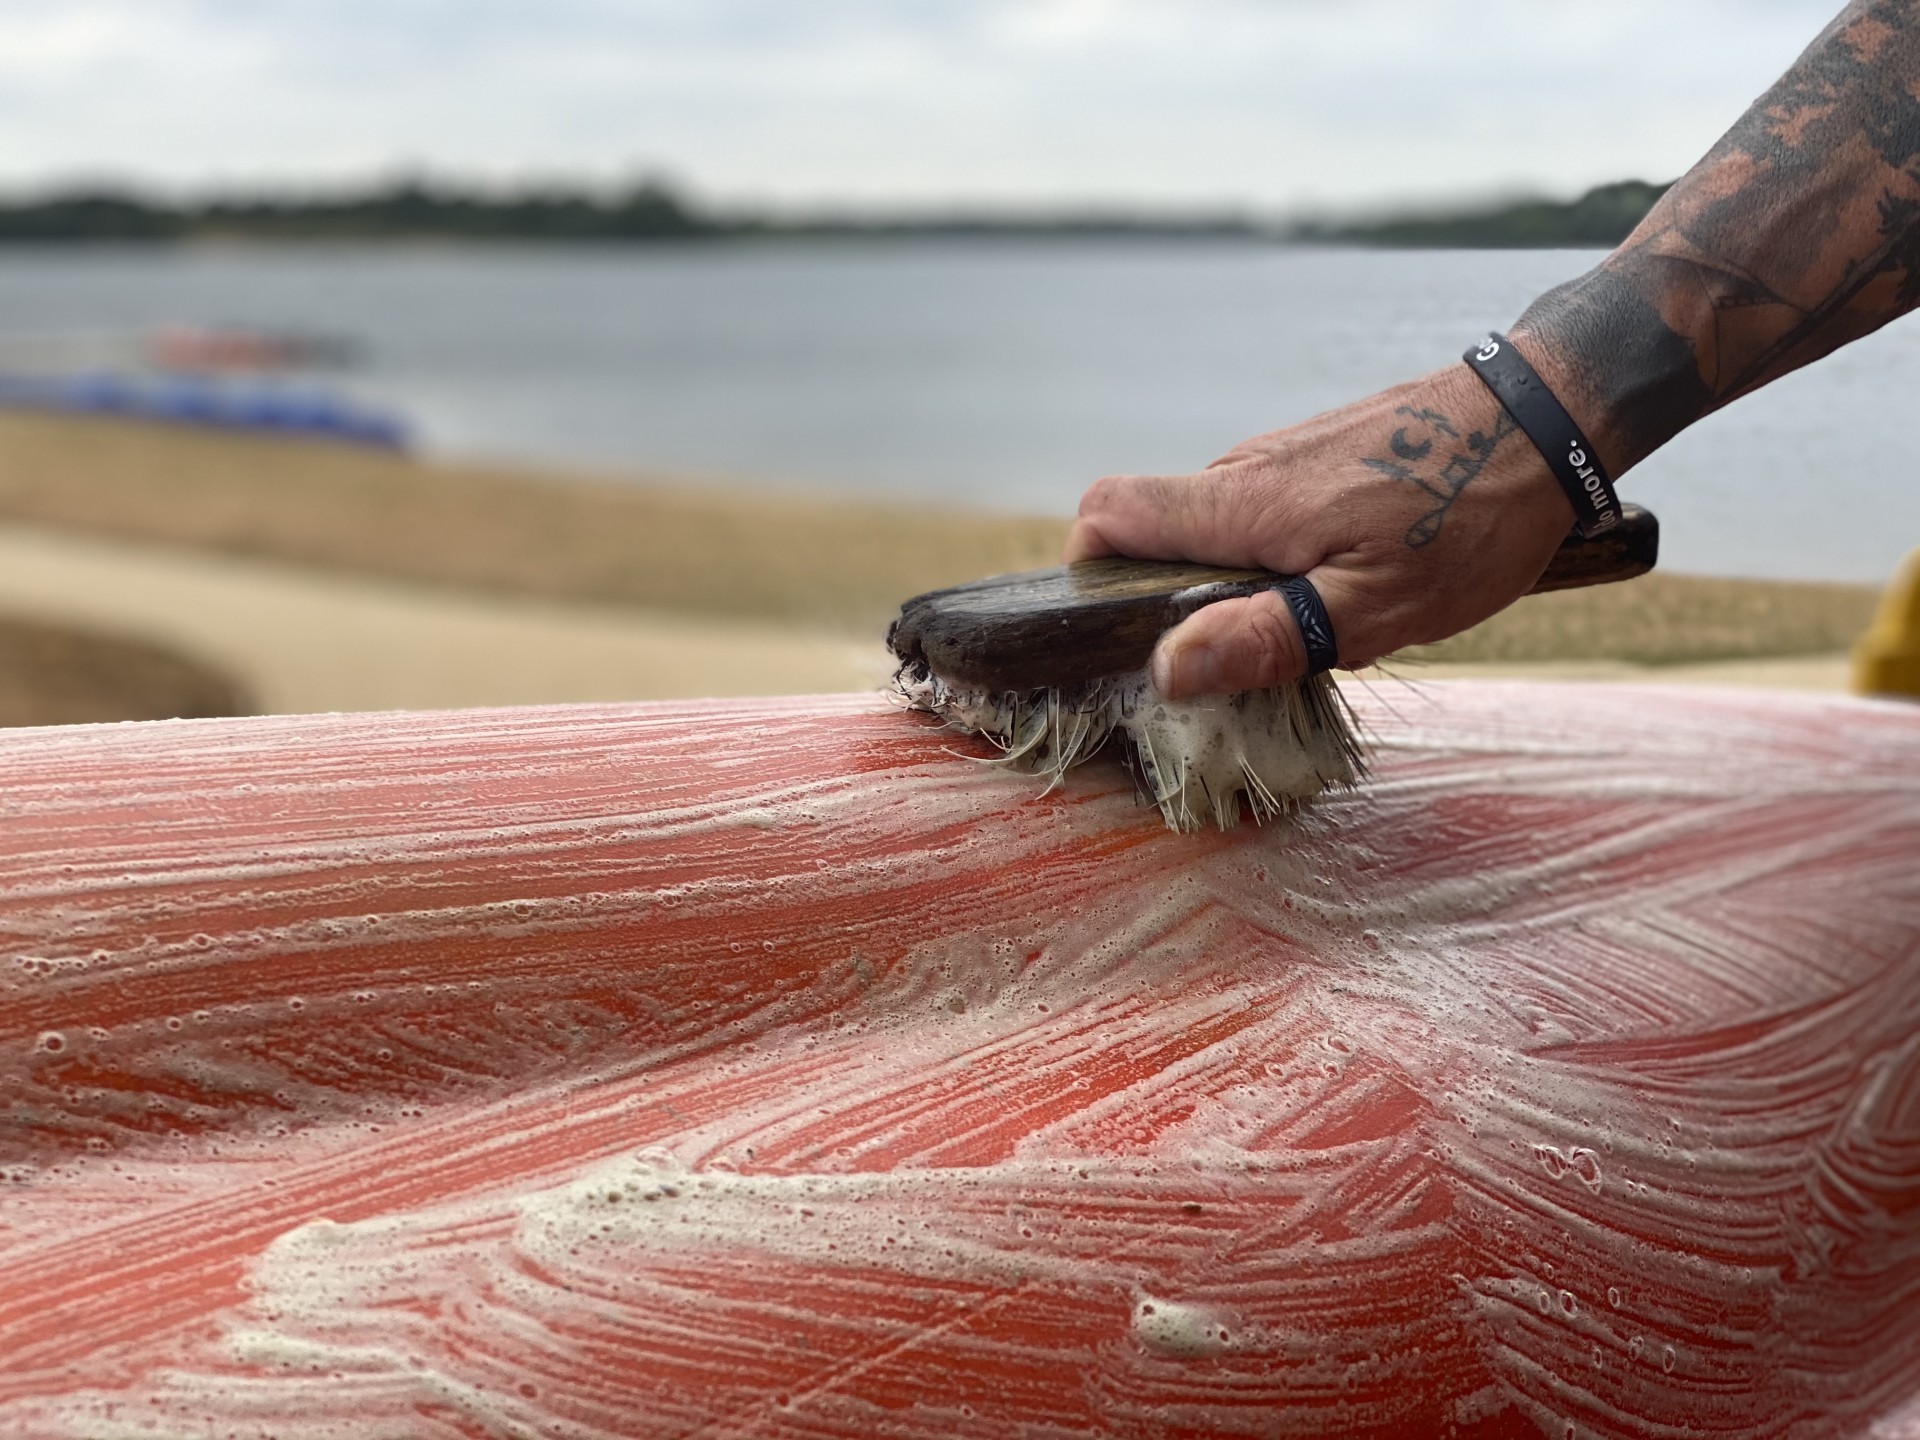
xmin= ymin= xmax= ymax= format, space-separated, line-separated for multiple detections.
xmin=0 ymin=243 xmax=1913 ymax=584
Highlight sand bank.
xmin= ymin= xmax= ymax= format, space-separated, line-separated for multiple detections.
xmin=1349 ymin=653 xmax=1855 ymax=693
xmin=0 ymin=609 xmax=246 ymax=726
xmin=0 ymin=412 xmax=1066 ymax=636
xmin=0 ymin=525 xmax=889 ymax=716
xmin=0 ymin=413 xmax=1888 ymax=720
xmin=0 ymin=411 xmax=1882 ymax=657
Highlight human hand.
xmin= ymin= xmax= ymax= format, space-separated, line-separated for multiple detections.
xmin=1065 ymin=356 xmax=1580 ymax=698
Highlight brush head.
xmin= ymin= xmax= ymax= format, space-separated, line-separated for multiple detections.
xmin=894 ymin=662 xmax=1363 ymax=831
xmin=888 ymin=558 xmax=1364 ymax=831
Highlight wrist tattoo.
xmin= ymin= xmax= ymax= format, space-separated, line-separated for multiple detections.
xmin=1362 ymin=405 xmax=1519 ymax=548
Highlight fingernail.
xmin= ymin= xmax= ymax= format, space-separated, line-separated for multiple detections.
xmin=1153 ymin=641 xmax=1221 ymax=698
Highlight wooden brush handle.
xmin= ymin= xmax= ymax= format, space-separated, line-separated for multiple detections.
xmin=1529 ymin=503 xmax=1658 ymax=594
xmin=889 ymin=505 xmax=1659 ymax=691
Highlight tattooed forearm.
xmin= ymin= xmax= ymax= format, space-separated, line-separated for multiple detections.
xmin=1514 ymin=0 xmax=1920 ymax=471
xmin=1363 ymin=405 xmax=1519 ymax=547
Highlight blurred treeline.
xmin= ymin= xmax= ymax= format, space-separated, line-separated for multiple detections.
xmin=1294 ymin=180 xmax=1672 ymax=249
xmin=0 ymin=183 xmax=711 ymax=243
xmin=0 ymin=179 xmax=1669 ymax=247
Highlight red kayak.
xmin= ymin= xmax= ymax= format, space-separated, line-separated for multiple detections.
xmin=2 ymin=683 xmax=1917 ymax=1438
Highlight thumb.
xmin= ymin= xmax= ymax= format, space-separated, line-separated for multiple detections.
xmin=1147 ymin=570 xmax=1361 ymax=698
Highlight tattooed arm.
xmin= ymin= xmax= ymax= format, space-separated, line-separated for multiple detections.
xmin=1069 ymin=0 xmax=1920 ymax=697
xmin=1518 ymin=1 xmax=1920 ymax=466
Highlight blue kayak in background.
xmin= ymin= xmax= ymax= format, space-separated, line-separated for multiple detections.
xmin=0 ymin=369 xmax=408 ymax=449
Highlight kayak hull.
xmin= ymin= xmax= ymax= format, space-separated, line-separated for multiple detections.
xmin=2 ymin=684 xmax=1917 ymax=1437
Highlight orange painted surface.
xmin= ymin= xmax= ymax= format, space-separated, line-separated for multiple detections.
xmin=2 ymin=684 xmax=1918 ymax=1438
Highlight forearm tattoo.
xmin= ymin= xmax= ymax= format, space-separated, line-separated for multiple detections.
xmin=1363 ymin=404 xmax=1519 ymax=547
xmin=1516 ymin=0 xmax=1920 ymax=470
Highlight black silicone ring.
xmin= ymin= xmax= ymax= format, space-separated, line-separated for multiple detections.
xmin=1463 ymin=333 xmax=1622 ymax=539
xmin=1276 ymin=576 xmax=1339 ymax=677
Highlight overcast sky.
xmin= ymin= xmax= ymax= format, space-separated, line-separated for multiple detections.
xmin=0 ymin=0 xmax=1847 ymax=214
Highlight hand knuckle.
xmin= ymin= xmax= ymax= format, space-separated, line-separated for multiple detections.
xmin=1078 ymin=473 xmax=1130 ymax=516
xmin=1244 ymin=592 xmax=1305 ymax=677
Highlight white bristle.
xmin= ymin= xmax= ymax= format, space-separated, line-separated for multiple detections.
xmin=894 ymin=666 xmax=1364 ymax=832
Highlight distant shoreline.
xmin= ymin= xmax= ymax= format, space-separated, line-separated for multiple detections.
xmin=0 ymin=179 xmax=1667 ymax=251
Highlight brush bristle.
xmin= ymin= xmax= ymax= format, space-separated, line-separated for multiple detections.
xmin=893 ymin=662 xmax=1365 ymax=832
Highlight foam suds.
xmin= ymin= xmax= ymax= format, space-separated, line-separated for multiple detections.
xmin=894 ymin=663 xmax=1363 ymax=830
xmin=1 ymin=683 xmax=1917 ymax=1436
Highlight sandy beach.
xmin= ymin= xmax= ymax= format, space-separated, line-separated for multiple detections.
xmin=0 ymin=411 xmax=1885 ymax=722
xmin=0 ymin=523 xmax=895 ymax=717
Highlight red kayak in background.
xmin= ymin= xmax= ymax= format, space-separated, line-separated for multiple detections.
xmin=2 ymin=682 xmax=1917 ymax=1438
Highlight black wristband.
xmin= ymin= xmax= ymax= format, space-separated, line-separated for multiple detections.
xmin=1276 ymin=576 xmax=1339 ymax=678
xmin=1463 ymin=333 xmax=1622 ymax=538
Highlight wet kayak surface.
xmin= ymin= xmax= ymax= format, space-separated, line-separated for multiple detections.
xmin=2 ymin=682 xmax=1918 ymax=1438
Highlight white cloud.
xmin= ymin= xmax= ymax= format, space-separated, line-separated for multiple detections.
xmin=0 ymin=0 xmax=1846 ymax=210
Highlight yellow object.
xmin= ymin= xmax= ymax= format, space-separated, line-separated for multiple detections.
xmin=1854 ymin=548 xmax=1920 ymax=699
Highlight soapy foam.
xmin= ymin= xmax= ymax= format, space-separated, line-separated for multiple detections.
xmin=895 ymin=664 xmax=1363 ymax=830
xmin=0 ymin=684 xmax=1917 ymax=1435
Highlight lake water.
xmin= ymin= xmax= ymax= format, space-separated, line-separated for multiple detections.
xmin=0 ymin=243 xmax=1913 ymax=584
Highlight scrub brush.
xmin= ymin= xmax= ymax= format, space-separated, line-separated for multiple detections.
xmin=888 ymin=505 xmax=1659 ymax=831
